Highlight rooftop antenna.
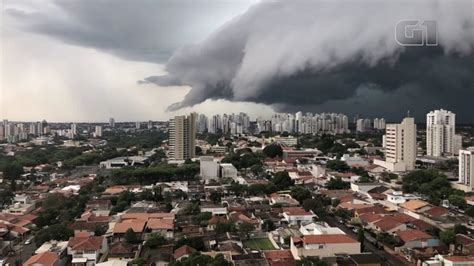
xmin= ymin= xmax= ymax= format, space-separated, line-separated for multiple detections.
xmin=407 ymin=110 xmax=411 ymax=117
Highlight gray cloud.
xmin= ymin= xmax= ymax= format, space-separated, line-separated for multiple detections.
xmin=146 ymin=0 xmax=474 ymax=121
xmin=5 ymin=0 xmax=256 ymax=62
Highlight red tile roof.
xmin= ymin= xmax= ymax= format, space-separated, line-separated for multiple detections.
xmin=147 ymin=218 xmax=174 ymax=230
xmin=113 ymin=219 xmax=146 ymax=233
xmin=68 ymin=235 xmax=104 ymax=252
xmin=303 ymin=234 xmax=358 ymax=244
xmin=373 ymin=218 xmax=403 ymax=232
xmin=174 ymin=245 xmax=196 ymax=259
xmin=423 ymin=206 xmax=449 ymax=217
xmin=444 ymin=256 xmax=474 ymax=262
xmin=396 ymin=229 xmax=434 ymax=242
xmin=24 ymin=252 xmax=58 ymax=266
xmin=282 ymin=207 xmax=313 ymax=216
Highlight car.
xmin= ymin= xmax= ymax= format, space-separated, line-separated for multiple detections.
xmin=25 ymin=239 xmax=31 ymax=245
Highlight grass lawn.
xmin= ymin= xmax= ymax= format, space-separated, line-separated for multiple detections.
xmin=243 ymin=238 xmax=276 ymax=250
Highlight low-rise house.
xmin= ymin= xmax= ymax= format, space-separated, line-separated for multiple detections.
xmin=200 ymin=204 xmax=227 ymax=216
xmin=146 ymin=218 xmax=174 ymax=238
xmin=396 ymin=229 xmax=440 ymax=249
xmin=68 ymin=235 xmax=108 ymax=266
xmin=24 ymin=252 xmax=61 ymax=266
xmin=174 ymin=245 xmax=196 ymax=261
xmin=454 ymin=234 xmax=474 ymax=255
xmin=290 ymin=234 xmax=360 ymax=260
xmin=207 ymin=215 xmax=229 ymax=231
xmin=373 ymin=217 xmax=407 ymax=234
xmin=263 ymin=250 xmax=295 ymax=266
xmin=281 ymin=207 xmax=315 ymax=225
xmin=299 ymin=222 xmax=345 ymax=236
xmin=112 ymin=220 xmax=146 ymax=241
xmin=229 ymin=212 xmax=261 ymax=230
xmin=268 ymin=194 xmax=299 ymax=207
xmin=107 ymin=242 xmax=135 ymax=260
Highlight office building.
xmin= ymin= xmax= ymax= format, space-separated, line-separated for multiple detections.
xmin=169 ymin=113 xmax=197 ymax=161
xmin=375 ymin=117 xmax=417 ymax=172
xmin=426 ymin=109 xmax=455 ymax=157
xmin=459 ymin=147 xmax=474 ymax=190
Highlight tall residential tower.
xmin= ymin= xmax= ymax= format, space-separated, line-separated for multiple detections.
xmin=426 ymin=109 xmax=455 ymax=157
xmin=169 ymin=113 xmax=197 ymax=161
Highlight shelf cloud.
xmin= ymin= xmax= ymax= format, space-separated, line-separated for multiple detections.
xmin=144 ymin=0 xmax=474 ymax=121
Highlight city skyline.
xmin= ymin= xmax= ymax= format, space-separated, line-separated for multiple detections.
xmin=2 ymin=0 xmax=474 ymax=122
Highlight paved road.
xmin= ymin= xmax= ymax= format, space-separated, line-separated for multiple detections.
xmin=6 ymin=239 xmax=36 ymax=265
xmin=324 ymin=216 xmax=408 ymax=266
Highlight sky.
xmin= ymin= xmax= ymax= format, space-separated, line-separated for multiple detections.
xmin=1 ymin=0 xmax=474 ymax=123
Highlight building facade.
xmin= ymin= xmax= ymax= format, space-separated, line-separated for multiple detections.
xmin=169 ymin=113 xmax=197 ymax=161
xmin=375 ymin=117 xmax=417 ymax=172
xmin=426 ymin=109 xmax=456 ymax=157
xmin=459 ymin=147 xmax=474 ymax=190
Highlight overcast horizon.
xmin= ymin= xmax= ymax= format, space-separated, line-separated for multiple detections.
xmin=2 ymin=0 xmax=474 ymax=123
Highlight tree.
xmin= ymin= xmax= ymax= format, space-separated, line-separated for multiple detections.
xmin=296 ymin=256 xmax=329 ymax=266
xmin=326 ymin=160 xmax=350 ymax=172
xmin=170 ymin=253 xmax=231 ymax=266
xmin=263 ymin=144 xmax=283 ymax=158
xmin=440 ymin=229 xmax=456 ymax=245
xmin=145 ymin=233 xmax=166 ymax=248
xmin=124 ymin=228 xmax=139 ymax=244
xmin=209 ymin=191 xmax=222 ymax=204
xmin=238 ymin=222 xmax=255 ymax=239
xmin=262 ymin=220 xmax=276 ymax=232
xmin=454 ymin=224 xmax=468 ymax=235
xmin=272 ymin=171 xmax=294 ymax=190
xmin=35 ymin=224 xmax=73 ymax=245
xmin=175 ymin=237 xmax=205 ymax=251
xmin=357 ymin=228 xmax=365 ymax=251
xmin=0 ymin=188 xmax=14 ymax=207
xmin=290 ymin=186 xmax=312 ymax=203
xmin=128 ymin=257 xmax=147 ymax=266
xmin=326 ymin=177 xmax=350 ymax=190
xmin=302 ymin=196 xmax=331 ymax=218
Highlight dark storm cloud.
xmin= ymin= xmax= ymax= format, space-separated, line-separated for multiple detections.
xmin=5 ymin=0 xmax=255 ymax=62
xmin=145 ymin=0 xmax=474 ymax=121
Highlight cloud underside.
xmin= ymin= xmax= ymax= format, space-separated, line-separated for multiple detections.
xmin=145 ymin=1 xmax=474 ymax=120
xmin=7 ymin=0 xmax=474 ymax=121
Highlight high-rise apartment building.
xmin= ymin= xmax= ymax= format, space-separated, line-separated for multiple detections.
xmin=426 ymin=109 xmax=456 ymax=157
xmin=109 ymin=118 xmax=115 ymax=128
xmin=95 ymin=125 xmax=103 ymax=137
xmin=459 ymin=147 xmax=474 ymax=190
xmin=375 ymin=117 xmax=417 ymax=172
xmin=169 ymin=113 xmax=197 ymax=161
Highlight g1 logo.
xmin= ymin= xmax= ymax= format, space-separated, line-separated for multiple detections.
xmin=395 ymin=20 xmax=438 ymax=46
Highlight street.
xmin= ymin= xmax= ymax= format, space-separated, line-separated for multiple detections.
xmin=6 ymin=239 xmax=36 ymax=266
xmin=324 ymin=216 xmax=409 ymax=266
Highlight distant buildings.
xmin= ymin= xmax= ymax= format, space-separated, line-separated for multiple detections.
xmin=373 ymin=118 xmax=386 ymax=130
xmin=95 ymin=125 xmax=103 ymax=137
xmin=109 ymin=118 xmax=115 ymax=128
xmin=426 ymin=109 xmax=457 ymax=157
xmin=375 ymin=116 xmax=417 ymax=172
xmin=168 ymin=113 xmax=197 ymax=161
xmin=356 ymin=118 xmax=372 ymax=132
xmin=459 ymin=147 xmax=474 ymax=190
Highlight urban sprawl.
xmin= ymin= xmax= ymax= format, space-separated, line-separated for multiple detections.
xmin=0 ymin=109 xmax=473 ymax=266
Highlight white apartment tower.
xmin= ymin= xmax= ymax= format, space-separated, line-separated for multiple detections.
xmin=169 ymin=113 xmax=197 ymax=161
xmin=459 ymin=147 xmax=474 ymax=190
xmin=426 ymin=109 xmax=456 ymax=157
xmin=375 ymin=116 xmax=417 ymax=172
xmin=95 ymin=125 xmax=103 ymax=137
